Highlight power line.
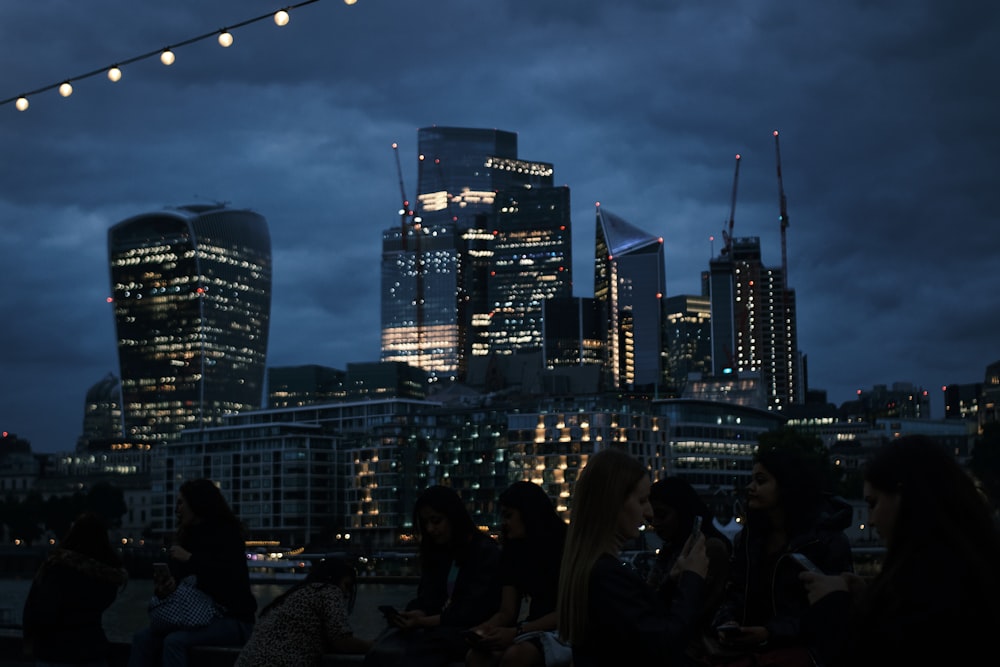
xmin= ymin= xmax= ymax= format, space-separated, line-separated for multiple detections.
xmin=1 ymin=0 xmax=348 ymax=111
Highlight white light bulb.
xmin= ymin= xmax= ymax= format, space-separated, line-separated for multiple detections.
xmin=59 ymin=82 xmax=73 ymax=98
xmin=108 ymin=67 xmax=122 ymax=82
xmin=344 ymin=0 xmax=358 ymax=5
xmin=274 ymin=10 xmax=290 ymax=26
xmin=15 ymin=97 xmax=28 ymax=111
xmin=160 ymin=49 xmax=175 ymax=66
xmin=218 ymin=31 xmax=234 ymax=47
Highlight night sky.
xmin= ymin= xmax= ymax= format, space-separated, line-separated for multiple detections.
xmin=1 ymin=0 xmax=996 ymax=454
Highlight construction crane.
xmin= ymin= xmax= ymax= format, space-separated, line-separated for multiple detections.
xmin=721 ymin=153 xmax=741 ymax=256
xmin=774 ymin=130 xmax=789 ymax=288
xmin=391 ymin=142 xmax=424 ymax=363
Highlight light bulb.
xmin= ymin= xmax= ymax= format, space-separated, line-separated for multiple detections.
xmin=344 ymin=0 xmax=357 ymax=4
xmin=218 ymin=31 xmax=234 ymax=47
xmin=160 ymin=49 xmax=175 ymax=66
xmin=59 ymin=82 xmax=73 ymax=98
xmin=15 ymin=97 xmax=28 ymax=111
xmin=274 ymin=10 xmax=290 ymax=26
xmin=108 ymin=66 xmax=122 ymax=82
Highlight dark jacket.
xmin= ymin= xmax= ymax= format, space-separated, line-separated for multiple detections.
xmin=408 ymin=532 xmax=502 ymax=627
xmin=806 ymin=541 xmax=1000 ymax=667
xmin=712 ymin=495 xmax=853 ymax=646
xmin=171 ymin=520 xmax=257 ymax=623
xmin=573 ymin=553 xmax=705 ymax=667
xmin=22 ymin=548 xmax=128 ymax=663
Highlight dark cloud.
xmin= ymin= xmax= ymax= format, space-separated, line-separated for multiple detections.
xmin=1 ymin=0 xmax=996 ymax=452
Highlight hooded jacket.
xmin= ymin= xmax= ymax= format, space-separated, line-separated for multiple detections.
xmin=22 ymin=548 xmax=128 ymax=663
xmin=712 ymin=494 xmax=854 ymax=646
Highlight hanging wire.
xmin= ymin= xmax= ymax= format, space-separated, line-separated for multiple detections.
xmin=1 ymin=0 xmax=327 ymax=110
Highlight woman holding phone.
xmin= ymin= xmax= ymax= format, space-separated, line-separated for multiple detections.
xmin=128 ymin=478 xmax=257 ymax=667
xmin=800 ymin=435 xmax=1000 ymax=666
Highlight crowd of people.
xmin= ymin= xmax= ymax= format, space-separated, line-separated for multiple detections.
xmin=21 ymin=434 xmax=1000 ymax=667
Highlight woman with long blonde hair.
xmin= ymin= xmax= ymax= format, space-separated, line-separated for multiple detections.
xmin=557 ymin=447 xmax=709 ymax=666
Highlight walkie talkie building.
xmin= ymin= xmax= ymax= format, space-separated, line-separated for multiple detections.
xmin=108 ymin=204 xmax=272 ymax=447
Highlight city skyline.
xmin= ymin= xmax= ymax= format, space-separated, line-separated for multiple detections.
xmin=0 ymin=1 xmax=996 ymax=453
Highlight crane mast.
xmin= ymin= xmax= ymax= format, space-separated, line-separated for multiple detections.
xmin=391 ymin=142 xmax=424 ymax=363
xmin=774 ymin=130 xmax=790 ymax=288
xmin=721 ymin=153 xmax=741 ymax=255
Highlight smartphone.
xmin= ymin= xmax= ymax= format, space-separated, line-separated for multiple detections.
xmin=718 ymin=623 xmax=741 ymax=637
xmin=152 ymin=562 xmax=172 ymax=583
xmin=463 ymin=629 xmax=483 ymax=644
xmin=691 ymin=515 xmax=703 ymax=536
xmin=790 ymin=553 xmax=822 ymax=573
xmin=378 ymin=605 xmax=400 ymax=620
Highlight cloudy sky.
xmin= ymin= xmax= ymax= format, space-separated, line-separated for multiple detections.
xmin=1 ymin=0 xmax=996 ymax=454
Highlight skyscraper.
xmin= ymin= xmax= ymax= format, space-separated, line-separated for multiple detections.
xmin=708 ymin=236 xmax=801 ymax=410
xmin=663 ymin=295 xmax=712 ymax=394
xmin=381 ymin=126 xmax=570 ymax=381
xmin=594 ymin=206 xmax=666 ymax=390
xmin=108 ymin=204 xmax=272 ymax=446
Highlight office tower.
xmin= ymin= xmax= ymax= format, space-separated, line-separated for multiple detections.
xmin=108 ymin=204 xmax=271 ymax=446
xmin=77 ymin=372 xmax=123 ymax=452
xmin=268 ymin=365 xmax=346 ymax=408
xmin=543 ymin=296 xmax=602 ymax=369
xmin=489 ymin=185 xmax=573 ymax=356
xmin=662 ymin=295 xmax=712 ymax=395
xmin=381 ymin=126 xmax=566 ymax=381
xmin=708 ymin=236 xmax=801 ymax=411
xmin=594 ymin=206 xmax=666 ymax=390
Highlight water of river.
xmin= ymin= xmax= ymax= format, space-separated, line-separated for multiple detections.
xmin=0 ymin=576 xmax=414 ymax=644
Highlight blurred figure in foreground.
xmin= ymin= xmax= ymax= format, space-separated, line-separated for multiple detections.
xmin=23 ymin=512 xmax=129 ymax=667
xmin=801 ymin=435 xmax=1000 ymax=666
xmin=235 ymin=557 xmax=372 ymax=666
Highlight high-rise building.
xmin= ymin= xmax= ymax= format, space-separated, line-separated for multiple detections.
xmin=108 ymin=204 xmax=272 ymax=447
xmin=663 ymin=295 xmax=712 ymax=395
xmin=708 ymin=236 xmax=801 ymax=411
xmin=77 ymin=372 xmax=123 ymax=452
xmin=489 ymin=185 xmax=573 ymax=356
xmin=594 ymin=206 xmax=666 ymax=390
xmin=381 ymin=126 xmax=568 ymax=382
xmin=543 ymin=296 xmax=603 ymax=370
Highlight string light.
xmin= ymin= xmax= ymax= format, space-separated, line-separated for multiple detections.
xmin=1 ymin=0 xmax=333 ymax=112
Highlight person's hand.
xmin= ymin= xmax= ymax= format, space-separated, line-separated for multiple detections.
xmin=153 ymin=576 xmax=176 ymax=599
xmin=169 ymin=545 xmax=192 ymax=562
xmin=393 ymin=609 xmax=429 ymax=629
xmin=477 ymin=625 xmax=516 ymax=649
xmin=799 ymin=571 xmax=849 ymax=604
xmin=675 ymin=531 xmax=708 ymax=579
xmin=717 ymin=623 xmax=768 ymax=647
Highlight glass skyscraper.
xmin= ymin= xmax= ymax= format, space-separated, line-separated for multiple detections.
xmin=594 ymin=206 xmax=666 ymax=390
xmin=108 ymin=204 xmax=272 ymax=446
xmin=708 ymin=236 xmax=801 ymax=410
xmin=381 ymin=126 xmax=571 ymax=381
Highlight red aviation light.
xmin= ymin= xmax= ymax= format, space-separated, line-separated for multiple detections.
xmin=656 ymin=292 xmax=663 ymax=299
xmin=560 ymin=225 xmax=566 ymax=231
xmin=196 ymin=287 xmax=205 ymax=294
xmin=106 ymin=297 xmax=113 ymax=303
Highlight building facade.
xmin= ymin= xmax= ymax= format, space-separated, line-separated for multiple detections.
xmin=108 ymin=204 xmax=272 ymax=447
xmin=708 ymin=236 xmax=802 ymax=412
xmin=380 ymin=127 xmax=569 ymax=384
xmin=594 ymin=206 xmax=666 ymax=391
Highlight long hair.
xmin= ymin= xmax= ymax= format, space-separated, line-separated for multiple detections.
xmin=746 ymin=445 xmax=826 ymax=536
xmin=499 ymin=481 xmax=567 ymax=549
xmin=650 ymin=476 xmax=730 ymax=550
xmin=413 ymin=485 xmax=480 ymax=564
xmin=865 ymin=435 xmax=1000 ymax=579
xmin=60 ymin=512 xmax=123 ymax=568
xmin=557 ymin=447 xmax=648 ymax=645
xmin=258 ymin=557 xmax=358 ymax=618
xmin=175 ymin=478 xmax=243 ymax=544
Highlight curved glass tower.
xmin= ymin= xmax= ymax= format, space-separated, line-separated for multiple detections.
xmin=108 ymin=204 xmax=272 ymax=447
